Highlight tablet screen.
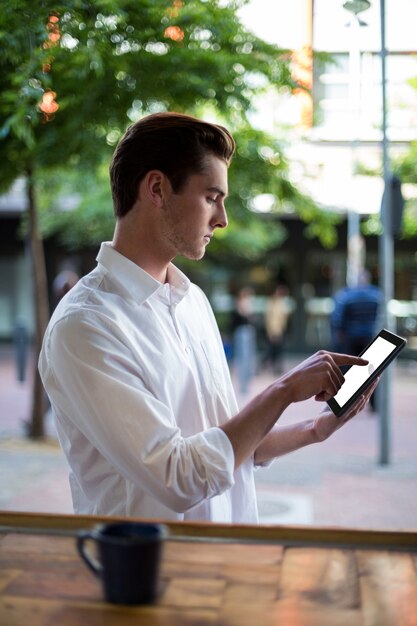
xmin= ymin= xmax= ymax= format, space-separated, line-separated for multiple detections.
xmin=332 ymin=335 xmax=397 ymax=408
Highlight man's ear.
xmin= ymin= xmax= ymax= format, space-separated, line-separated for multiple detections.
xmin=142 ymin=170 xmax=166 ymax=208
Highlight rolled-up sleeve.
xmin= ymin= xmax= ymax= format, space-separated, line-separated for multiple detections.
xmin=40 ymin=312 xmax=235 ymax=513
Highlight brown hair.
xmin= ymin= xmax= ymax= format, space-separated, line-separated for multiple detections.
xmin=109 ymin=112 xmax=236 ymax=218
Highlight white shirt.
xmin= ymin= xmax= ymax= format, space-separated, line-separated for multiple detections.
xmin=39 ymin=242 xmax=259 ymax=523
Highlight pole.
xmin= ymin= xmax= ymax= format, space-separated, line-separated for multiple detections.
xmin=378 ymin=0 xmax=393 ymax=465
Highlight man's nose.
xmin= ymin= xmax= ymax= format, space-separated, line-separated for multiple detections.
xmin=213 ymin=202 xmax=228 ymax=229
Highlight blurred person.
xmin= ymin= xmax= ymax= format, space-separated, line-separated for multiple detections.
xmin=230 ymin=286 xmax=257 ymax=397
xmin=52 ymin=269 xmax=79 ymax=306
xmin=331 ymin=270 xmax=382 ymax=355
xmin=264 ymin=284 xmax=289 ymax=374
xmin=330 ymin=269 xmax=383 ymax=409
xmin=39 ymin=112 xmax=375 ymax=523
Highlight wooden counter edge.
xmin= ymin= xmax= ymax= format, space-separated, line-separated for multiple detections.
xmin=0 ymin=510 xmax=416 ymax=551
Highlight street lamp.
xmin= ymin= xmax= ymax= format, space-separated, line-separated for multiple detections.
xmin=344 ymin=0 xmax=393 ymax=465
xmin=343 ymin=0 xmax=371 ymax=13
xmin=378 ymin=0 xmax=394 ymax=464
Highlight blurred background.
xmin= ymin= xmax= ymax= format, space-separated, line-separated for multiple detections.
xmin=1 ymin=0 xmax=416 ymax=529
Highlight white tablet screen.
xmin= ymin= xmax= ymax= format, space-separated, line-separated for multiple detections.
xmin=333 ymin=336 xmax=396 ymax=407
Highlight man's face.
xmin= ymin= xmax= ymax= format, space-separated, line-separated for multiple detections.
xmin=161 ymin=154 xmax=228 ymax=261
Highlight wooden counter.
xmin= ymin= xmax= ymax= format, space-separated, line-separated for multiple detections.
xmin=1 ymin=512 xmax=416 ymax=625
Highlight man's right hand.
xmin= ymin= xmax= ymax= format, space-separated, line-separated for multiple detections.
xmin=279 ymin=350 xmax=368 ymax=404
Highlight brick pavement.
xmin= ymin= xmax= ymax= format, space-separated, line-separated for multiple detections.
xmin=1 ymin=344 xmax=416 ymax=529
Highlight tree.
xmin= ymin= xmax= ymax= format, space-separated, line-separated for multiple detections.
xmin=392 ymin=142 xmax=417 ymax=237
xmin=361 ymin=148 xmax=417 ymax=239
xmin=362 ymin=73 xmax=417 ymax=240
xmin=1 ymin=0 xmax=333 ymax=436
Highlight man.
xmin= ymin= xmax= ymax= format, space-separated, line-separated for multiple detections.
xmin=331 ymin=269 xmax=382 ymax=357
xmin=39 ymin=112 xmax=375 ymax=523
xmin=230 ymin=286 xmax=257 ymax=396
xmin=331 ymin=269 xmax=382 ymax=410
xmin=264 ymin=284 xmax=290 ymax=374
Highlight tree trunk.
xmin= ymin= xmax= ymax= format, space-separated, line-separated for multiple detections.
xmin=27 ymin=167 xmax=50 ymax=439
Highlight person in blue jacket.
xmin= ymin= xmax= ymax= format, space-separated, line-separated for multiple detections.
xmin=331 ymin=269 xmax=383 ymax=409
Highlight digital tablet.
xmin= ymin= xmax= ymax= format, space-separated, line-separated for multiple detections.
xmin=327 ymin=328 xmax=407 ymax=417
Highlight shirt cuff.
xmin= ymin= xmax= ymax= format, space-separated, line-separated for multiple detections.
xmin=188 ymin=427 xmax=235 ymax=497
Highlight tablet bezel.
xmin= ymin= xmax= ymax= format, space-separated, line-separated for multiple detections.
xmin=327 ymin=328 xmax=406 ymax=417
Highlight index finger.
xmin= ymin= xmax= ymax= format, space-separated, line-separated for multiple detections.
xmin=330 ymin=353 xmax=369 ymax=367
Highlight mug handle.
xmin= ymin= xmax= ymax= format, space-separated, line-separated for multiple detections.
xmin=77 ymin=530 xmax=103 ymax=577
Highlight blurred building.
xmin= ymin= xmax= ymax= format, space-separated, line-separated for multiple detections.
xmin=1 ymin=0 xmax=416 ymax=356
xmin=235 ymin=0 xmax=417 ymax=354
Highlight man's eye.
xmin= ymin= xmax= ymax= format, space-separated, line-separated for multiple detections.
xmin=207 ymin=197 xmax=216 ymax=204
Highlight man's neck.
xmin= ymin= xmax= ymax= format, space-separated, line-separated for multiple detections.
xmin=112 ymin=220 xmax=170 ymax=284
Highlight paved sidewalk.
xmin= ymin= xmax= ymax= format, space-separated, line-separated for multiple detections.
xmin=1 ymin=345 xmax=416 ymax=530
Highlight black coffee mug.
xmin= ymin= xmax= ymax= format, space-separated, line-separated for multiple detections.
xmin=77 ymin=522 xmax=167 ymax=605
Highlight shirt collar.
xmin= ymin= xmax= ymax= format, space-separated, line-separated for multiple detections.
xmin=96 ymin=242 xmax=190 ymax=305
xmin=166 ymin=263 xmax=190 ymax=303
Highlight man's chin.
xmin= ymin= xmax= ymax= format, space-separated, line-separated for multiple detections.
xmin=180 ymin=248 xmax=206 ymax=262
